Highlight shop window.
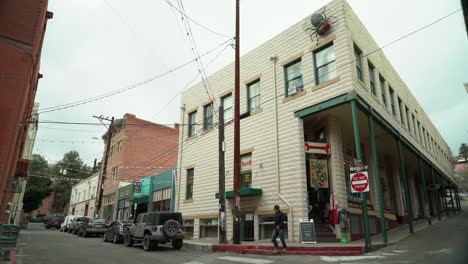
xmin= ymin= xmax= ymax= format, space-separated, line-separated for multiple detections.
xmin=203 ymin=103 xmax=213 ymax=130
xmin=240 ymin=153 xmax=252 ymax=188
xmin=258 ymin=214 xmax=288 ymax=240
xmin=199 ymin=218 xmax=218 ymax=238
xmin=186 ymin=168 xmax=194 ymax=200
xmin=184 ymin=220 xmax=194 ymax=239
xmin=221 ymin=94 xmax=233 ymax=122
xmin=284 ymin=59 xmax=303 ymax=96
xmin=247 ymin=80 xmax=261 ymax=112
xmin=314 ymin=43 xmax=336 ymax=84
xmin=188 ymin=111 xmax=197 ymax=137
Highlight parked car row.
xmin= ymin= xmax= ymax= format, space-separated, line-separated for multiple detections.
xmin=52 ymin=212 xmax=185 ymax=252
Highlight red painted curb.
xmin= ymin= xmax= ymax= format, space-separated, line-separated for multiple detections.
xmin=9 ymin=249 xmax=17 ymax=264
xmin=212 ymin=244 xmax=364 ymax=256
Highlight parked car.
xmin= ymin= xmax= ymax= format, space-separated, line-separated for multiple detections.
xmin=71 ymin=217 xmax=89 ymax=235
xmin=123 ymin=212 xmax=184 ymax=251
xmin=61 ymin=215 xmax=78 ymax=232
xmin=31 ymin=213 xmax=46 ymax=223
xmin=45 ymin=216 xmax=64 ymax=229
xmin=78 ymin=218 xmax=106 ymax=237
xmin=103 ymin=220 xmax=133 ymax=244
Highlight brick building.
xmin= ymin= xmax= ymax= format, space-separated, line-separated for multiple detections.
xmin=176 ymin=0 xmax=460 ymax=244
xmin=99 ymin=114 xmax=179 ymax=221
xmin=0 ymin=0 xmax=52 ymax=222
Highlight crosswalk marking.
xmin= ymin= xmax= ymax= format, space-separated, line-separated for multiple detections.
xmin=320 ymin=255 xmax=386 ymax=262
xmin=218 ymin=256 xmax=274 ymax=264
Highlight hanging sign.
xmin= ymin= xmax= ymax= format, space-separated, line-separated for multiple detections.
xmin=349 ymin=165 xmax=369 ymax=193
xmin=309 ymin=159 xmax=329 ymax=188
xmin=305 ymin=142 xmax=331 ymax=155
xmin=133 ymin=182 xmax=142 ymax=193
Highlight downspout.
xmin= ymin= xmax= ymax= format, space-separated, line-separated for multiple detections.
xmin=270 ymin=56 xmax=294 ymax=242
xmin=176 ymin=105 xmax=186 ymax=211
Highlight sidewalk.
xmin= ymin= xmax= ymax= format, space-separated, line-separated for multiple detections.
xmin=184 ymin=209 xmax=464 ymax=256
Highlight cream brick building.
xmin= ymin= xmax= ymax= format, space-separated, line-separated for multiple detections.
xmin=69 ymin=173 xmax=99 ymax=217
xmin=176 ymin=0 xmax=459 ymax=243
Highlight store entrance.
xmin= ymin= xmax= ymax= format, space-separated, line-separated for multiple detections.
xmin=306 ymin=153 xmax=331 ymax=223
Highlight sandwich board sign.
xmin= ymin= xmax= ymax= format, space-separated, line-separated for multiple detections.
xmin=300 ymin=219 xmax=317 ymax=244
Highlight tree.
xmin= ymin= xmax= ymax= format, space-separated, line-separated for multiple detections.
xmin=459 ymin=143 xmax=468 ymax=162
xmin=23 ymin=154 xmax=53 ymax=212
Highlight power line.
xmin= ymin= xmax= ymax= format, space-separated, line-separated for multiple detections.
xmin=38 ymin=126 xmax=106 ymax=133
xmin=163 ymin=0 xmax=231 ymax=38
xmin=37 ymin=39 xmax=231 ymax=114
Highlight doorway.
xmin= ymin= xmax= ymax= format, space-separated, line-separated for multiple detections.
xmin=306 ymin=153 xmax=331 ymax=223
xmin=240 ymin=212 xmax=254 ymax=241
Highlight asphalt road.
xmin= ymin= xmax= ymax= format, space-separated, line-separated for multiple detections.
xmin=13 ymin=203 xmax=468 ymax=264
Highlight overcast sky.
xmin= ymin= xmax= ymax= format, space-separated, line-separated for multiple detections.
xmin=35 ymin=0 xmax=467 ymax=166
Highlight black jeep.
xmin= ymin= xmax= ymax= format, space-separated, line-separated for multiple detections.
xmin=123 ymin=212 xmax=184 ymax=251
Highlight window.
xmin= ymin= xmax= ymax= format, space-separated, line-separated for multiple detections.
xmin=221 ymin=94 xmax=233 ymax=122
xmin=284 ymin=59 xmax=303 ymax=96
xmin=111 ymin=165 xmax=118 ymax=181
xmin=389 ymin=87 xmax=396 ymax=116
xmin=117 ymin=141 xmax=123 ymax=152
xmin=380 ymin=76 xmax=387 ymax=107
xmin=203 ymin=103 xmax=213 ymax=130
xmin=240 ymin=153 xmax=252 ymax=189
xmin=247 ymin=80 xmax=261 ymax=112
xmin=398 ymin=97 xmax=404 ymax=124
xmin=84 ymin=191 xmax=87 ymax=200
xmin=186 ymin=168 xmax=194 ymax=200
xmin=368 ymin=62 xmax=376 ymax=96
xmin=188 ymin=111 xmax=197 ymax=137
xmin=412 ymin=114 xmax=417 ymax=139
xmin=405 ymin=106 xmax=411 ymax=132
xmin=354 ymin=45 xmax=363 ymax=81
xmin=92 ymin=186 xmax=96 ymax=198
xmin=314 ymin=44 xmax=336 ymax=84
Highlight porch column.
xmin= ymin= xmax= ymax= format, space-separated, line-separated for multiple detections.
xmin=418 ymin=156 xmax=431 ymax=225
xmin=440 ymin=176 xmax=449 ymax=217
xmin=431 ymin=167 xmax=441 ymax=220
xmin=368 ymin=110 xmax=387 ymax=243
xmin=397 ymin=137 xmax=413 ymax=233
xmin=448 ymin=185 xmax=456 ymax=214
xmin=455 ymin=187 xmax=463 ymax=212
xmin=351 ymin=100 xmax=371 ymax=252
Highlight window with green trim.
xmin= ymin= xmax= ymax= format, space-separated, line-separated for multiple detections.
xmin=186 ymin=168 xmax=194 ymax=200
xmin=284 ymin=60 xmax=303 ymax=96
xmin=314 ymin=44 xmax=336 ymax=84
xmin=203 ymin=103 xmax=213 ymax=130
xmin=221 ymin=94 xmax=233 ymax=122
xmin=354 ymin=44 xmax=363 ymax=81
xmin=247 ymin=80 xmax=261 ymax=112
xmin=188 ymin=111 xmax=197 ymax=137
xmin=368 ymin=62 xmax=376 ymax=96
xmin=240 ymin=153 xmax=252 ymax=188
xmin=379 ymin=75 xmax=387 ymax=107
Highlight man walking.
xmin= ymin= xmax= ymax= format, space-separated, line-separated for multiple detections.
xmin=272 ymin=205 xmax=287 ymax=253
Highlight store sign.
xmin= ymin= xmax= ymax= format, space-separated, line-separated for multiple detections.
xmin=240 ymin=155 xmax=252 ymax=172
xmin=309 ymin=159 xmax=329 ymax=188
xmin=133 ymin=182 xmax=142 ymax=193
xmin=349 ymin=165 xmax=369 ymax=193
xmin=305 ymin=142 xmax=331 ymax=155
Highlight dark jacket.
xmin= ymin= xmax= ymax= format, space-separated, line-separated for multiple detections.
xmin=274 ymin=210 xmax=286 ymax=230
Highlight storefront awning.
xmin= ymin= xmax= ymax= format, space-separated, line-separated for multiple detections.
xmin=132 ymin=195 xmax=148 ymax=204
xmin=215 ymin=188 xmax=263 ymax=199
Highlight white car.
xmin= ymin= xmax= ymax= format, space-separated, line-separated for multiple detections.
xmin=61 ymin=215 xmax=78 ymax=232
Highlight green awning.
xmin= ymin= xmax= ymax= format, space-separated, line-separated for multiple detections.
xmin=132 ymin=195 xmax=148 ymax=204
xmin=215 ymin=188 xmax=263 ymax=199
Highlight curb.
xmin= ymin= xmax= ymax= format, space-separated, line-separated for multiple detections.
xmin=183 ymin=242 xmax=213 ymax=252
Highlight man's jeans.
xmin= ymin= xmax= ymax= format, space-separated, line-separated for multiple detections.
xmin=272 ymin=229 xmax=287 ymax=250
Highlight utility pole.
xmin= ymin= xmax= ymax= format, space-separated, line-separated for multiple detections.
xmin=93 ymin=115 xmax=114 ymax=217
xmin=218 ymin=106 xmax=227 ymax=244
xmin=233 ymin=0 xmax=241 ymax=245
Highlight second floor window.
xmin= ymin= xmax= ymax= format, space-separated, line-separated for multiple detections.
xmin=186 ymin=168 xmax=194 ymax=200
xmin=285 ymin=60 xmax=303 ymax=96
xmin=247 ymin=80 xmax=261 ymax=112
xmin=240 ymin=153 xmax=252 ymax=189
xmin=221 ymin=94 xmax=233 ymax=122
xmin=354 ymin=45 xmax=363 ymax=81
xmin=188 ymin=111 xmax=197 ymax=137
xmin=314 ymin=44 xmax=336 ymax=84
xmin=111 ymin=165 xmax=118 ymax=181
xmin=380 ymin=76 xmax=387 ymax=107
xmin=368 ymin=62 xmax=376 ymax=96
xmin=203 ymin=103 xmax=213 ymax=130
xmin=389 ymin=87 xmax=396 ymax=116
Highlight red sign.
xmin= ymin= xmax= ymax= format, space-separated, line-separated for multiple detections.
xmin=350 ymin=171 xmax=369 ymax=193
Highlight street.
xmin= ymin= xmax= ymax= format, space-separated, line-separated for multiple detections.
xmin=12 ymin=204 xmax=468 ymax=264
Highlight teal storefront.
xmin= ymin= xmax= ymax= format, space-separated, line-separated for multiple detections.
xmin=149 ymin=169 xmax=176 ymax=212
xmin=132 ymin=176 xmax=151 ymax=218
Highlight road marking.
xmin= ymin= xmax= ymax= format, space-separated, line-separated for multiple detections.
xmin=321 ymin=255 xmax=386 ymax=262
xmin=427 ymin=248 xmax=453 ymax=255
xmin=218 ymin=256 xmax=274 ymax=264
xmin=392 ymin=250 xmax=408 ymax=253
xmin=183 ymin=262 xmax=205 ymax=264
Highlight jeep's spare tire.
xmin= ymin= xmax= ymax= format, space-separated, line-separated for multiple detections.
xmin=163 ymin=219 xmax=179 ymax=238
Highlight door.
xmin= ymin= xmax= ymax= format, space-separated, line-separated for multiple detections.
xmin=241 ymin=212 xmax=254 ymax=241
